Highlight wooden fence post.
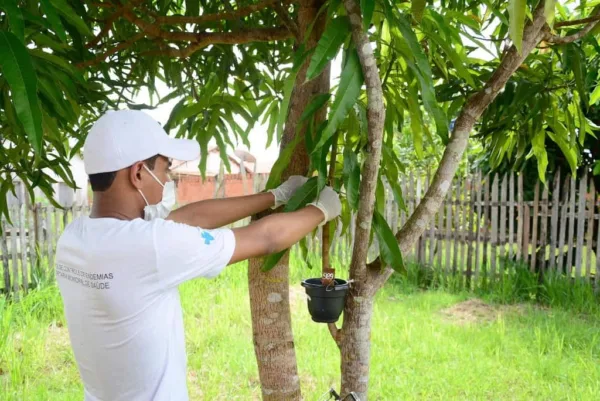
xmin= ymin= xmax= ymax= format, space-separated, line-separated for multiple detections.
xmin=1 ymin=216 xmax=10 ymax=295
xmin=549 ymin=170 xmax=561 ymax=271
xmin=575 ymin=173 xmax=588 ymax=278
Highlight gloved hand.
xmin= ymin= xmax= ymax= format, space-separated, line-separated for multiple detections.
xmin=308 ymin=186 xmax=342 ymax=226
xmin=269 ymin=176 xmax=309 ymax=209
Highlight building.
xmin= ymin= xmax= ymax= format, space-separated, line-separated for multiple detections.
xmin=172 ymin=147 xmax=273 ymax=204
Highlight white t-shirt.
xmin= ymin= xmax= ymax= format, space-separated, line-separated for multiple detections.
xmin=55 ymin=217 xmax=236 ymax=401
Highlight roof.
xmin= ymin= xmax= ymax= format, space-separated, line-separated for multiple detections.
xmin=171 ymin=147 xmax=274 ymax=177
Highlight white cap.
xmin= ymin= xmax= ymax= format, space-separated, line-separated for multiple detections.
xmin=83 ymin=110 xmax=200 ymax=174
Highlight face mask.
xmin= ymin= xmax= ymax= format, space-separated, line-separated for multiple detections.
xmin=138 ymin=165 xmax=176 ymax=221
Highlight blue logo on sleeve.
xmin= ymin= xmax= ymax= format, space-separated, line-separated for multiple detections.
xmin=201 ymin=231 xmax=215 ymax=245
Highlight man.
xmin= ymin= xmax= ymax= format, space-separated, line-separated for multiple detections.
xmin=55 ymin=110 xmax=341 ymax=401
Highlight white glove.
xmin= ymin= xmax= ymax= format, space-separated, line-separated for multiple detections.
xmin=269 ymin=176 xmax=309 ymax=209
xmin=308 ymin=186 xmax=341 ymax=226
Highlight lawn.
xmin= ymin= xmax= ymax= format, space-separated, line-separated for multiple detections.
xmin=2 ymin=254 xmax=600 ymax=400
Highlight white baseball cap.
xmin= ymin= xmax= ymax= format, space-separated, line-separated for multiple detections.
xmin=83 ymin=110 xmax=200 ymax=174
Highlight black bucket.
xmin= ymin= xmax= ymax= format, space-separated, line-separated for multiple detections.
xmin=300 ymin=278 xmax=349 ymax=323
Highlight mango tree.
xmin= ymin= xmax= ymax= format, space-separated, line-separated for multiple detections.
xmin=1 ymin=0 xmax=599 ymax=400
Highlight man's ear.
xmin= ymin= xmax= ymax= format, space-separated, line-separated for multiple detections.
xmin=129 ymin=161 xmax=146 ymax=189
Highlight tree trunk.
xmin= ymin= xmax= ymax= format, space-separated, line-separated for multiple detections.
xmin=339 ymin=1 xmax=386 ymax=399
xmin=339 ymin=2 xmax=551 ymax=401
xmin=340 ymin=285 xmax=375 ymax=397
xmin=247 ymin=1 xmax=329 ymax=399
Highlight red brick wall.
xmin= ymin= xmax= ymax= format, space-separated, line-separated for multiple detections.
xmin=175 ymin=174 xmax=268 ymax=204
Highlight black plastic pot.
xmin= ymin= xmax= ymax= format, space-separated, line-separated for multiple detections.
xmin=300 ymin=278 xmax=349 ymax=323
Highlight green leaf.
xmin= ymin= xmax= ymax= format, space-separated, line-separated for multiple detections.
xmin=0 ymin=32 xmax=43 ymax=154
xmin=395 ymin=15 xmax=449 ymax=141
xmin=531 ymin=129 xmax=548 ymax=183
xmin=197 ymin=133 xmax=209 ymax=179
xmin=284 ymin=177 xmax=319 ymax=212
xmin=376 ymin=176 xmax=385 ymax=215
xmin=306 ymin=17 xmax=350 ymax=81
xmin=481 ymin=0 xmax=508 ymax=26
xmin=298 ymin=237 xmax=314 ymax=269
xmin=314 ymin=49 xmax=364 ymax=150
xmin=568 ymin=45 xmax=588 ymax=108
xmin=293 ymin=44 xmax=312 ymax=71
xmin=544 ymin=0 xmax=556 ymax=27
xmin=52 ymin=0 xmax=93 ymax=37
xmin=261 ymin=178 xmax=319 ymax=272
xmin=265 ymin=134 xmax=303 ymax=190
xmin=274 ymin=70 xmax=298 ymax=146
xmin=411 ymin=0 xmax=427 ymax=23
xmin=261 ymin=250 xmax=287 ymax=272
xmin=185 ymin=0 xmax=199 ymax=16
xmin=317 ymin=135 xmax=334 ymax=190
xmin=591 ymin=84 xmax=600 ymax=105
xmin=305 ymin=118 xmax=315 ymax=156
xmin=343 ymin=148 xmax=360 ymax=210
xmin=299 ymin=93 xmax=331 ymax=123
xmin=164 ymin=98 xmax=187 ymax=132
xmin=261 ymin=101 xmax=277 ymax=147
xmin=0 ymin=179 xmax=12 ymax=225
xmin=361 ymin=0 xmax=375 ymax=30
xmin=423 ymin=22 xmax=476 ymax=87
xmin=31 ymin=49 xmax=79 ymax=76
xmin=41 ymin=0 xmax=68 ymax=42
xmin=508 ymin=0 xmax=527 ymax=54
xmin=373 ymin=210 xmax=405 ymax=274
xmin=213 ymin=131 xmax=232 ymax=173
xmin=309 ymin=120 xmax=327 ymax=175
xmin=328 ymin=0 xmax=342 ymax=17
xmin=382 ymin=147 xmax=406 ymax=212
xmin=406 ymin=82 xmax=424 ymax=158
xmin=1 ymin=0 xmax=25 ymax=42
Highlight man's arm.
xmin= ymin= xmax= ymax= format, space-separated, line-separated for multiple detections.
xmin=167 ymin=175 xmax=308 ymax=229
xmin=167 ymin=192 xmax=275 ymax=229
xmin=229 ymin=186 xmax=341 ymax=265
xmin=229 ymin=207 xmax=323 ymax=264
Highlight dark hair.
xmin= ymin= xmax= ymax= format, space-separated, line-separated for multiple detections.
xmin=89 ymin=155 xmax=160 ymax=192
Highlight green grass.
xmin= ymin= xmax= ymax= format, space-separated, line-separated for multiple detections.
xmin=2 ymin=254 xmax=600 ymax=400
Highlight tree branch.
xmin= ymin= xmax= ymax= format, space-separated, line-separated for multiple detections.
xmin=274 ymin=3 xmax=301 ymax=42
xmin=343 ymin=0 xmax=386 ymax=289
xmin=86 ymin=7 xmax=129 ymax=49
xmin=77 ymin=32 xmax=146 ymax=68
xmin=555 ymin=14 xmax=600 ymax=27
xmin=322 ymin=132 xmax=339 ymax=279
xmin=150 ymin=0 xmax=292 ymax=25
xmin=83 ymin=1 xmax=295 ymax=64
xmin=328 ymin=323 xmax=342 ymax=349
xmin=546 ymin=11 xmax=600 ymax=44
xmin=141 ymin=27 xmax=293 ymax=58
xmin=369 ymin=1 xmax=551 ymax=290
xmin=123 ymin=9 xmax=202 ymax=42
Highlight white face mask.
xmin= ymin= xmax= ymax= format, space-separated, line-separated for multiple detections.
xmin=138 ymin=165 xmax=176 ymax=221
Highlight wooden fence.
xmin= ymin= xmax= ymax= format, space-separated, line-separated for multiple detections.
xmin=1 ymin=205 xmax=90 ymax=298
xmin=392 ymin=170 xmax=600 ymax=287
xmin=2 ymin=170 xmax=599 ymax=297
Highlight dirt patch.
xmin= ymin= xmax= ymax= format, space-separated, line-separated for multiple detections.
xmin=46 ymin=322 xmax=70 ymax=350
xmin=440 ymin=299 xmax=526 ymax=325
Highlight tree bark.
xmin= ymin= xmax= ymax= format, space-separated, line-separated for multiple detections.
xmin=247 ymin=1 xmax=329 ymax=399
xmin=339 ymin=1 xmax=386 ymax=399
